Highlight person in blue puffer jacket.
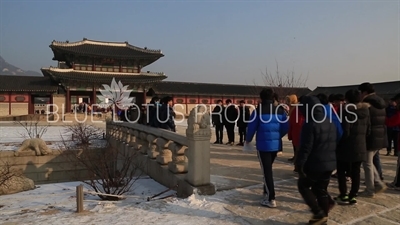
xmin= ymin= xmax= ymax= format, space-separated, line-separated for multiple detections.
xmin=246 ymin=88 xmax=289 ymax=208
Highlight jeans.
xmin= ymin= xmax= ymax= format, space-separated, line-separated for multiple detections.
xmin=363 ymin=150 xmax=385 ymax=194
xmin=215 ymin=124 xmax=223 ymax=143
xmin=225 ymin=123 xmax=235 ymax=143
xmin=257 ymin=151 xmax=277 ymax=201
xmin=238 ymin=126 xmax=247 ymax=144
xmin=298 ymin=171 xmax=333 ymax=216
xmin=337 ymin=161 xmax=362 ymax=198
xmin=373 ymin=151 xmax=383 ymax=180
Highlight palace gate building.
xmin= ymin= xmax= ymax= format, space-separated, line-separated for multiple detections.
xmin=0 ymin=38 xmax=312 ymax=117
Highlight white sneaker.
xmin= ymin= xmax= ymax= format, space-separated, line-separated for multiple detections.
xmin=260 ymin=199 xmax=277 ymax=208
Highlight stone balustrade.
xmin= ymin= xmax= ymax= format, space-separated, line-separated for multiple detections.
xmin=106 ymin=105 xmax=215 ymax=197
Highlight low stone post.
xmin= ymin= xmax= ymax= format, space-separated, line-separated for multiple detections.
xmin=185 ymin=106 xmax=212 ymax=186
xmin=76 ymin=184 xmax=84 ymax=213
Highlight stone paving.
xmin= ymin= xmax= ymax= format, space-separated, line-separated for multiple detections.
xmin=203 ymin=126 xmax=400 ymax=225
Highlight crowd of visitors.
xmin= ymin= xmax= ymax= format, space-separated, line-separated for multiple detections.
xmin=113 ymin=82 xmax=399 ymax=225
xmin=241 ymin=82 xmax=400 ymax=225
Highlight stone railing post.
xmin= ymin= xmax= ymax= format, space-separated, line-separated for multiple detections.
xmin=139 ymin=132 xmax=149 ymax=154
xmin=156 ymin=138 xmax=172 ymax=165
xmin=133 ymin=130 xmax=141 ymax=151
xmin=128 ymin=130 xmax=136 ymax=147
xmin=168 ymin=142 xmax=188 ymax=173
xmin=147 ymin=135 xmax=158 ymax=159
xmin=185 ymin=105 xmax=212 ymax=186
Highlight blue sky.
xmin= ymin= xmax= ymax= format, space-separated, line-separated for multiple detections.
xmin=0 ymin=0 xmax=399 ymax=89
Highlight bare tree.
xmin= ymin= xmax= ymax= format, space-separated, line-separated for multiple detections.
xmin=60 ymin=138 xmax=143 ymax=201
xmin=253 ymin=61 xmax=309 ymax=101
xmin=15 ymin=115 xmax=49 ymax=139
xmin=64 ymin=123 xmax=103 ymax=146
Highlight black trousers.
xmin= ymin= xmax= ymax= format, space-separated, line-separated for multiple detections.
xmin=215 ymin=124 xmax=224 ymax=143
xmin=225 ymin=123 xmax=235 ymax=143
xmin=258 ymin=151 xmax=277 ymax=201
xmin=337 ymin=161 xmax=362 ymax=198
xmin=238 ymin=126 xmax=247 ymax=144
xmin=298 ymin=171 xmax=333 ymax=216
xmin=387 ymin=129 xmax=399 ymax=154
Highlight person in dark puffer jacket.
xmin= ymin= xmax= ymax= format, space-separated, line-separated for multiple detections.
xmin=295 ymin=96 xmax=337 ymax=225
xmin=335 ymin=89 xmax=371 ymax=205
xmin=158 ymin=96 xmax=176 ymax=132
xmin=246 ymin=88 xmax=289 ymax=208
xmin=358 ymin=83 xmax=387 ymax=197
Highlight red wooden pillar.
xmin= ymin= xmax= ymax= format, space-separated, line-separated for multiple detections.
xmin=49 ymin=94 xmax=54 ymax=113
xmin=119 ymin=60 xmax=122 ymax=72
xmin=143 ymin=88 xmax=147 ymax=106
xmin=27 ymin=94 xmax=32 ymax=114
xmin=8 ymin=92 xmax=11 ymax=115
xmin=66 ymin=87 xmax=71 ymax=113
xmin=92 ymin=58 xmax=95 ymax=71
xmin=92 ymin=85 xmax=96 ymax=104
xmin=185 ymin=95 xmax=188 ymax=115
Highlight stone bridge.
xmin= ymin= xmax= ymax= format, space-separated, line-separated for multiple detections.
xmin=106 ymin=106 xmax=216 ymax=197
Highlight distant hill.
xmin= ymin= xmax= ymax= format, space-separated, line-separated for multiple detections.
xmin=0 ymin=56 xmax=42 ymax=76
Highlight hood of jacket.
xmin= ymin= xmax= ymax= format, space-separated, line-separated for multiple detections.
xmin=346 ymin=102 xmax=370 ymax=119
xmin=286 ymin=95 xmax=298 ymax=105
xmin=363 ymin=93 xmax=386 ymax=110
xmin=300 ymin=96 xmax=324 ymax=121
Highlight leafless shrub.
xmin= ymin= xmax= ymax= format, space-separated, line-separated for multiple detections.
xmin=0 ymin=160 xmax=22 ymax=188
xmin=14 ymin=115 xmax=49 ymax=139
xmin=60 ymin=138 xmax=143 ymax=201
xmin=253 ymin=61 xmax=309 ymax=100
xmin=64 ymin=123 xmax=103 ymax=146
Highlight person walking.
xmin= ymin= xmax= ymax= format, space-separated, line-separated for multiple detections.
xmin=335 ymin=89 xmax=370 ymax=205
xmin=358 ymin=82 xmax=387 ymax=197
xmin=287 ymin=95 xmax=305 ymax=173
xmin=286 ymin=94 xmax=300 ymax=163
xmin=386 ymin=99 xmax=399 ymax=156
xmin=236 ymin=100 xmax=250 ymax=146
xmin=386 ymin=93 xmax=400 ymax=190
xmin=212 ymin=100 xmax=225 ymax=144
xmin=224 ymin=99 xmax=238 ymax=145
xmin=295 ymin=96 xmax=337 ymax=225
xmin=246 ymin=89 xmax=289 ymax=208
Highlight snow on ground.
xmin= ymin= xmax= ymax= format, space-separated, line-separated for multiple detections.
xmin=0 ymin=178 xmax=247 ymax=225
xmin=0 ymin=125 xmax=107 ymax=151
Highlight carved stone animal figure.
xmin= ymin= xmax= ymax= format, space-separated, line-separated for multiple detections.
xmin=15 ymin=138 xmax=52 ymax=156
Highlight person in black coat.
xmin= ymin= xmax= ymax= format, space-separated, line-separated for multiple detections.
xmin=335 ymin=89 xmax=371 ymax=205
xmin=236 ymin=100 xmax=250 ymax=146
xmin=212 ymin=100 xmax=225 ymax=144
xmin=358 ymin=83 xmax=387 ymax=197
xmin=223 ymin=99 xmax=238 ymax=145
xmin=295 ymin=96 xmax=337 ymax=225
xmin=158 ymin=96 xmax=176 ymax=132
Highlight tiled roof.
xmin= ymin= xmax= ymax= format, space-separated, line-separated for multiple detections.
xmin=0 ymin=75 xmax=58 ymax=92
xmin=310 ymin=80 xmax=400 ymax=99
xmin=50 ymin=38 xmax=164 ymax=60
xmin=149 ymin=81 xmax=312 ymax=97
xmin=41 ymin=68 xmax=167 ymax=84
